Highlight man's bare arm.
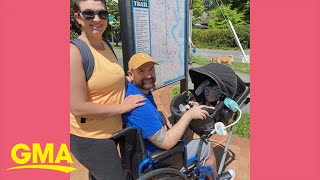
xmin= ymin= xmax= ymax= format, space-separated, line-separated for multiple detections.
xmin=148 ymin=105 xmax=209 ymax=150
xmin=148 ymin=126 xmax=167 ymax=147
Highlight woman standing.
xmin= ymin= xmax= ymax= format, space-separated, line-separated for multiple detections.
xmin=70 ymin=0 xmax=145 ymax=179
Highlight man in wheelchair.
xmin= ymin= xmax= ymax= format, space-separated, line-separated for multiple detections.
xmin=122 ymin=53 xmax=235 ymax=180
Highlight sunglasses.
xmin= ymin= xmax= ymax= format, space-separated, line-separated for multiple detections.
xmin=79 ymin=9 xmax=109 ymax=20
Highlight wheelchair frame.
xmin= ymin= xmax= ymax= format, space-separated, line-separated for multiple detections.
xmin=112 ymin=126 xmax=215 ymax=180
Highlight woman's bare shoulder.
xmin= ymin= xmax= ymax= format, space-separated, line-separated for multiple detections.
xmin=70 ymin=43 xmax=82 ymax=63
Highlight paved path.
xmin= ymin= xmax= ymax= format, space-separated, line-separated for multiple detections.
xmin=192 ymin=48 xmax=250 ymax=62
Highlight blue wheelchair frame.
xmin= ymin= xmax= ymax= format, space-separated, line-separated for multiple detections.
xmin=138 ymin=142 xmax=215 ymax=179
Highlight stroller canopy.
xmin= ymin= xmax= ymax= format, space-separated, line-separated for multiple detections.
xmin=189 ymin=63 xmax=238 ymax=99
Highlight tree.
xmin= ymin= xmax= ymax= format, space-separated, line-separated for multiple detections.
xmin=226 ymin=0 xmax=250 ymax=23
xmin=192 ymin=0 xmax=206 ymax=24
xmin=203 ymin=0 xmax=250 ymax=24
xmin=242 ymin=1 xmax=250 ymax=23
xmin=70 ymin=0 xmax=81 ymax=38
xmin=104 ymin=0 xmax=121 ymax=46
xmin=111 ymin=20 xmax=121 ymax=46
xmin=203 ymin=0 xmax=215 ymax=9
xmin=208 ymin=5 xmax=246 ymax=29
xmin=193 ymin=0 xmax=205 ymax=18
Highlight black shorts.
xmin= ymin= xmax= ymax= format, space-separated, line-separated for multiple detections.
xmin=70 ymin=134 xmax=126 ymax=180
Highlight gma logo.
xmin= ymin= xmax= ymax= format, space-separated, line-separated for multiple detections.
xmin=7 ymin=143 xmax=75 ymax=173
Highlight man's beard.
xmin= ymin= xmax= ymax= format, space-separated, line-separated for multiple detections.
xmin=134 ymin=77 xmax=156 ymax=90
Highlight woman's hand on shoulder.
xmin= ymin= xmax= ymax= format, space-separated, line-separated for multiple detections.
xmin=121 ymin=95 xmax=146 ymax=113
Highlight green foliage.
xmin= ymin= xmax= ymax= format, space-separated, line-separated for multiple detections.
xmin=242 ymin=1 xmax=250 ymax=23
xmin=106 ymin=1 xmax=119 ymax=18
xmin=191 ymin=57 xmax=210 ymax=65
xmin=70 ymin=0 xmax=81 ymax=38
xmin=192 ymin=26 xmax=250 ymax=49
xmin=70 ymin=29 xmax=79 ymax=39
xmin=232 ymin=25 xmax=250 ymax=49
xmin=104 ymin=1 xmax=121 ymax=45
xmin=202 ymin=0 xmax=250 ymax=24
xmin=192 ymin=0 xmax=205 ymax=18
xmin=169 ymin=87 xmax=181 ymax=101
xmin=203 ymin=0 xmax=215 ymax=9
xmin=208 ymin=5 xmax=246 ymax=29
xmin=232 ymin=112 xmax=250 ymax=138
xmin=109 ymin=19 xmax=121 ymax=46
xmin=228 ymin=0 xmax=250 ymax=23
xmin=233 ymin=62 xmax=250 ymax=74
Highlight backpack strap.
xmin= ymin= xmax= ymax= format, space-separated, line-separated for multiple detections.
xmin=70 ymin=38 xmax=94 ymax=81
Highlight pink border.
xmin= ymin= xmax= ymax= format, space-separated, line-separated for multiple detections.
xmin=251 ymin=0 xmax=320 ymax=179
xmin=0 ymin=1 xmax=70 ymax=180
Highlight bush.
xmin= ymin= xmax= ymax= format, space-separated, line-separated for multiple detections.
xmin=209 ymin=5 xmax=247 ymax=29
xmin=169 ymin=87 xmax=180 ymax=101
xmin=70 ymin=29 xmax=79 ymax=39
xmin=192 ymin=26 xmax=250 ymax=49
xmin=70 ymin=0 xmax=81 ymax=38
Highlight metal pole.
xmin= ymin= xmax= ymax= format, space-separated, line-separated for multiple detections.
xmin=180 ymin=0 xmax=190 ymax=93
xmin=118 ymin=0 xmax=135 ymax=73
xmin=227 ymin=20 xmax=249 ymax=63
xmin=188 ymin=9 xmax=193 ymax=64
xmin=218 ymin=124 xmax=235 ymax=175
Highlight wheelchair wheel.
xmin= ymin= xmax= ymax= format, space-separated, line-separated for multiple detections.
xmin=137 ymin=168 xmax=188 ymax=180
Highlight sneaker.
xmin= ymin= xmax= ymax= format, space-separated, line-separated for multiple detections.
xmin=218 ymin=169 xmax=235 ymax=180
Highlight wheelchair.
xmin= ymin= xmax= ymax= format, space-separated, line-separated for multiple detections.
xmin=111 ymin=63 xmax=250 ymax=180
xmin=112 ymin=126 xmax=215 ymax=180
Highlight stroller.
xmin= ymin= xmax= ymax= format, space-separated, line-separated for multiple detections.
xmin=170 ymin=63 xmax=250 ymax=175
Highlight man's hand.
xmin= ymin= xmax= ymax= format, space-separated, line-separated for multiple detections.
xmin=184 ymin=105 xmax=210 ymax=120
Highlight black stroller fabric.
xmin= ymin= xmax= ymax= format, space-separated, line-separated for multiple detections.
xmin=189 ymin=63 xmax=238 ymax=99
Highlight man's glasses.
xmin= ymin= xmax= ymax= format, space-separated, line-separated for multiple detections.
xmin=79 ymin=9 xmax=109 ymax=20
